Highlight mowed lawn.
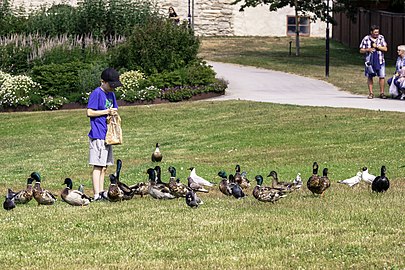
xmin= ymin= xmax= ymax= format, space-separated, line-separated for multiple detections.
xmin=0 ymin=101 xmax=404 ymax=269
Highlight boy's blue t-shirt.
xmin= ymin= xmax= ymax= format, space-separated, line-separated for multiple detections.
xmin=87 ymin=87 xmax=118 ymax=140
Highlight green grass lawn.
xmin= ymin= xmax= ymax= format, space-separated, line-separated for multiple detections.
xmin=1 ymin=101 xmax=404 ymax=269
xmin=200 ymin=36 xmax=396 ymax=96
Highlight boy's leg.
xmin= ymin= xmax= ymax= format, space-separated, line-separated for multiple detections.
xmin=92 ymin=165 xmax=105 ymax=198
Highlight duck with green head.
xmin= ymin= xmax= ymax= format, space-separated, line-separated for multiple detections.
xmin=61 ymin=178 xmax=91 ymax=206
xmin=253 ymin=175 xmax=287 ymax=203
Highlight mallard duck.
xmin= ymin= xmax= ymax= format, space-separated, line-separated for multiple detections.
xmin=3 ymin=189 xmax=16 ymax=211
xmin=218 ymin=170 xmax=232 ymax=196
xmin=338 ymin=171 xmax=362 ymax=187
xmin=267 ymin=171 xmax=293 ymax=191
xmin=252 ymin=175 xmax=287 ymax=203
xmin=189 ymin=167 xmax=215 ymax=187
xmin=240 ymin=171 xmax=251 ymax=189
xmin=372 ymin=165 xmax=390 ymax=193
xmin=155 ymin=166 xmax=169 ymax=187
xmin=185 ymin=189 xmax=203 ymax=208
xmin=361 ymin=167 xmax=376 ymax=184
xmin=307 ymin=163 xmax=330 ymax=196
xmin=32 ymin=172 xmax=57 ymax=205
xmin=61 ymin=178 xmax=91 ymax=206
xmin=151 ymin=143 xmax=162 ymax=162
xmin=129 ymin=181 xmax=149 ymax=197
xmin=100 ymin=174 xmax=124 ymax=202
xmin=168 ymin=166 xmax=188 ymax=197
xmin=10 ymin=177 xmax=34 ymax=204
xmin=147 ymin=168 xmax=176 ymax=200
xmin=187 ymin=176 xmax=209 ymax=193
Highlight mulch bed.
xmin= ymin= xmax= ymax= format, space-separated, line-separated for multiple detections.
xmin=0 ymin=92 xmax=224 ymax=112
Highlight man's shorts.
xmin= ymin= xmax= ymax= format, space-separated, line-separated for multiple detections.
xmin=365 ymin=63 xmax=386 ymax=78
xmin=89 ymin=138 xmax=114 ymax=167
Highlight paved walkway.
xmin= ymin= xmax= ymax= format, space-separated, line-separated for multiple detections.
xmin=208 ymin=61 xmax=405 ymax=113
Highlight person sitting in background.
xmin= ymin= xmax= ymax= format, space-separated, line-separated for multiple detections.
xmin=388 ymin=45 xmax=405 ymax=99
xmin=168 ymin=6 xmax=180 ymax=24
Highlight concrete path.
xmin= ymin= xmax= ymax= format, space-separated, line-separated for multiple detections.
xmin=208 ymin=61 xmax=405 ymax=113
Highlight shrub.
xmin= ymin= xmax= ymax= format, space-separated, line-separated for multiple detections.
xmin=41 ymin=96 xmax=69 ymax=110
xmin=0 ymin=74 xmax=41 ymax=107
xmin=31 ymin=61 xmax=107 ymax=102
xmin=109 ymin=18 xmax=200 ymax=75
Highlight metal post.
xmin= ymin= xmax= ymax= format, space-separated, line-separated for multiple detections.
xmin=191 ymin=0 xmax=194 ymax=29
xmin=325 ymin=0 xmax=330 ymax=78
xmin=188 ymin=0 xmax=191 ymax=26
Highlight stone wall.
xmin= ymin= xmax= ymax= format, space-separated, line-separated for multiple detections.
xmin=9 ymin=0 xmax=327 ymax=37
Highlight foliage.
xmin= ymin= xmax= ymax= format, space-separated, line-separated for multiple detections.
xmin=30 ymin=61 xmax=106 ymax=103
xmin=109 ymin=18 xmax=200 ymax=75
xmin=0 ymin=73 xmax=41 ymax=108
xmin=0 ymin=101 xmax=405 ymax=269
xmin=41 ymin=95 xmax=69 ymax=110
xmin=115 ymin=70 xmax=145 ymax=100
xmin=0 ymin=0 xmax=158 ymax=38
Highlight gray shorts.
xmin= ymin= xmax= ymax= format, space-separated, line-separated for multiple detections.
xmin=89 ymin=139 xmax=114 ymax=167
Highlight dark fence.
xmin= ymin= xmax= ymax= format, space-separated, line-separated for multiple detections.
xmin=333 ymin=8 xmax=405 ymax=59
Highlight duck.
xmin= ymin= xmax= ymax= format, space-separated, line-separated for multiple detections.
xmin=151 ymin=143 xmax=162 ymax=162
xmin=32 ymin=172 xmax=57 ymax=205
xmin=100 ymin=174 xmax=124 ymax=202
xmin=233 ymin=165 xmax=250 ymax=189
xmin=147 ymin=168 xmax=176 ymax=200
xmin=130 ymin=181 xmax=149 ymax=197
xmin=168 ymin=166 xmax=188 ymax=198
xmin=187 ymin=176 xmax=209 ymax=193
xmin=267 ymin=171 xmax=293 ymax=191
xmin=185 ymin=189 xmax=203 ymax=208
xmin=155 ymin=166 xmax=169 ymax=188
xmin=10 ymin=177 xmax=34 ymax=204
xmin=189 ymin=167 xmax=215 ymax=187
xmin=252 ymin=175 xmax=287 ymax=203
xmin=114 ymin=159 xmax=136 ymax=200
xmin=307 ymin=163 xmax=330 ymax=196
xmin=338 ymin=171 xmax=362 ymax=187
xmin=372 ymin=165 xmax=390 ymax=193
xmin=3 ymin=189 xmax=16 ymax=211
xmin=61 ymin=178 xmax=92 ymax=206
xmin=218 ymin=170 xmax=232 ymax=196
xmin=361 ymin=167 xmax=376 ymax=184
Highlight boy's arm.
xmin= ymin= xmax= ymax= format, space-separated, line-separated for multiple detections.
xmin=87 ymin=108 xmax=116 ymax=117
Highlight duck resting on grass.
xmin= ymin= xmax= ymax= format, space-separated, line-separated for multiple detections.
xmin=147 ymin=168 xmax=176 ymax=200
xmin=218 ymin=170 xmax=232 ymax=196
xmin=252 ymin=175 xmax=287 ymax=203
xmin=31 ymin=172 xmax=57 ymax=206
xmin=61 ymin=178 xmax=92 ymax=206
xmin=100 ymin=174 xmax=124 ymax=202
xmin=3 ymin=189 xmax=16 ymax=211
xmin=372 ymin=165 xmax=390 ymax=193
xmin=267 ymin=171 xmax=294 ymax=192
xmin=168 ymin=166 xmax=188 ymax=198
xmin=307 ymin=163 xmax=330 ymax=197
xmin=10 ymin=177 xmax=34 ymax=204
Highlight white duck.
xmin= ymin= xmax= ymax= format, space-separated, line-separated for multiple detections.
xmin=189 ymin=167 xmax=214 ymax=187
xmin=338 ymin=171 xmax=362 ymax=187
xmin=361 ymin=167 xmax=376 ymax=184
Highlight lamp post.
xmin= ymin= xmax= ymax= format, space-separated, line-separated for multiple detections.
xmin=325 ymin=0 xmax=330 ymax=78
xmin=188 ymin=0 xmax=191 ymax=26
